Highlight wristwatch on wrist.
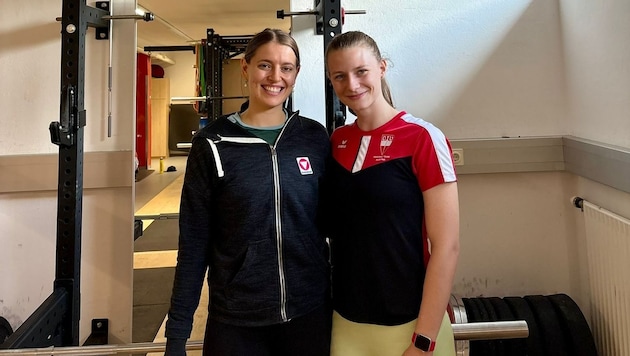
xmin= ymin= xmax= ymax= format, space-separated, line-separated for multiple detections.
xmin=412 ymin=332 xmax=436 ymax=352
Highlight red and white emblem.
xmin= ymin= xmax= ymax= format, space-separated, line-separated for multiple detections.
xmin=296 ymin=157 xmax=313 ymax=175
xmin=380 ymin=134 xmax=394 ymax=155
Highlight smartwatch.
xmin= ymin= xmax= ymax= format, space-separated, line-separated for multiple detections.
xmin=412 ymin=332 xmax=436 ymax=352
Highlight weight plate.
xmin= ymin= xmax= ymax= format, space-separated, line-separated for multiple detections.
xmin=0 ymin=317 xmax=13 ymax=345
xmin=504 ymin=296 xmax=545 ymax=356
xmin=524 ymin=295 xmax=569 ymax=356
xmin=547 ymin=293 xmax=598 ymax=356
xmin=488 ymin=297 xmax=526 ymax=356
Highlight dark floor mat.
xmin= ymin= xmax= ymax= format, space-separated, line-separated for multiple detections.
xmin=134 ymin=218 xmax=179 ymax=252
xmin=134 ymin=268 xmax=175 ymax=306
xmin=133 ymin=304 xmax=170 ymax=343
xmin=133 ymin=268 xmax=175 ymax=343
xmin=133 ymin=220 xmax=178 ymax=344
xmin=135 ymin=168 xmax=155 ymax=182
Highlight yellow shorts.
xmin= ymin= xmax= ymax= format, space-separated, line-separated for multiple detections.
xmin=331 ymin=311 xmax=455 ymax=356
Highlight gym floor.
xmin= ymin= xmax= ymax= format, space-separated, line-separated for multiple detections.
xmin=133 ymin=155 xmax=208 ymax=355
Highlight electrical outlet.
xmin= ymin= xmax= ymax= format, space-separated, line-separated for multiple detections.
xmin=452 ymin=148 xmax=464 ymax=166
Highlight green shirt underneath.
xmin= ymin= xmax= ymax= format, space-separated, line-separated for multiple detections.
xmin=229 ymin=112 xmax=287 ymax=145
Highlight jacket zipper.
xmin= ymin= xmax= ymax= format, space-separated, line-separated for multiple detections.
xmin=272 ymin=112 xmax=297 ymax=322
xmin=216 ymin=113 xmax=298 ymax=321
xmin=270 ymin=147 xmax=287 ymax=321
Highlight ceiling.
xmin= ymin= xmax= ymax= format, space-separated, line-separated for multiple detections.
xmin=136 ymin=0 xmax=292 ymax=50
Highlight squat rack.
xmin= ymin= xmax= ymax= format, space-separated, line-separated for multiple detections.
xmin=154 ymin=30 xmax=252 ymax=122
xmin=202 ymin=29 xmax=252 ymax=120
xmin=1 ymin=0 xmax=150 ymax=349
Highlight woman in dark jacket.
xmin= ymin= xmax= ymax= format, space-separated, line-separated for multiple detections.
xmin=165 ymin=28 xmax=331 ymax=356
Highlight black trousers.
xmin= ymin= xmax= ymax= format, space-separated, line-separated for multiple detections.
xmin=203 ymin=304 xmax=332 ymax=356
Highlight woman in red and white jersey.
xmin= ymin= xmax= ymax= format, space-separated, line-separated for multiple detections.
xmin=324 ymin=31 xmax=460 ymax=356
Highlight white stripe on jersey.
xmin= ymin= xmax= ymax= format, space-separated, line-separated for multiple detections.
xmin=401 ymin=113 xmax=456 ymax=182
xmin=352 ymin=135 xmax=372 ymax=173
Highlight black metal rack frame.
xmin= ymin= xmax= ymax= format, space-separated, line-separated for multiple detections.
xmin=1 ymin=0 xmax=110 ymax=349
xmin=204 ymin=29 xmax=252 ymax=120
xmin=318 ymin=0 xmax=347 ymax=134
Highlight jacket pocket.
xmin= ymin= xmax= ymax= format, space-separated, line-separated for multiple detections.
xmin=284 ymin=232 xmax=330 ymax=299
xmin=224 ymin=239 xmax=279 ymax=311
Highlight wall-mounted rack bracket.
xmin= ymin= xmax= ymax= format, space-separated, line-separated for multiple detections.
xmin=94 ymin=2 xmax=110 ymax=40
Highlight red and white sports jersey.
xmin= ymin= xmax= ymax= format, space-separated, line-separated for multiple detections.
xmin=327 ymin=111 xmax=457 ymax=325
xmin=331 ymin=111 xmax=456 ymax=190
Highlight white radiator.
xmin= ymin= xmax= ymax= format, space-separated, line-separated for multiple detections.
xmin=583 ymin=200 xmax=630 ymax=356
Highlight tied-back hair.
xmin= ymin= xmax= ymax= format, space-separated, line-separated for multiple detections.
xmin=325 ymin=31 xmax=394 ymax=107
xmin=243 ymin=28 xmax=300 ymax=68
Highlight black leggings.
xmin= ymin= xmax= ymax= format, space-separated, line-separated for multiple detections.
xmin=203 ymin=304 xmax=332 ymax=356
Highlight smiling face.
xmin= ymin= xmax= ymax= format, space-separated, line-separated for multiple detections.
xmin=326 ymin=45 xmax=387 ymax=114
xmin=241 ymin=41 xmax=300 ymax=110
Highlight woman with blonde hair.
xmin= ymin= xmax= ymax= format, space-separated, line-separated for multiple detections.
xmin=324 ymin=31 xmax=460 ymax=356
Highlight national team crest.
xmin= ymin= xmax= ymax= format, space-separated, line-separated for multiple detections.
xmin=380 ymin=134 xmax=394 ymax=155
xmin=296 ymin=157 xmax=313 ymax=175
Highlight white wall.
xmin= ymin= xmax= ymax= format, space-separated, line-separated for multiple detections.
xmin=292 ymin=0 xmax=567 ymax=139
xmin=0 ymin=0 xmax=136 ymax=344
xmin=160 ymin=51 xmax=197 ymax=98
xmin=0 ymin=0 xmax=63 ymax=155
xmin=560 ymin=0 xmax=630 ymax=148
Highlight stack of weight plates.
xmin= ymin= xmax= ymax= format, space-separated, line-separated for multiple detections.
xmin=449 ymin=293 xmax=598 ymax=356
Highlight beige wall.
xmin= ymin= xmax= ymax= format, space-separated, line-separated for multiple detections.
xmin=160 ymin=51 xmax=196 ymax=99
xmin=454 ymin=172 xmax=577 ymax=296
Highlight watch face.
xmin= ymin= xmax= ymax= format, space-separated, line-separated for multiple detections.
xmin=413 ymin=333 xmax=435 ymax=352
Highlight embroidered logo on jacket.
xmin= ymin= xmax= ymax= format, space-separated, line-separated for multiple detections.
xmin=296 ymin=157 xmax=313 ymax=175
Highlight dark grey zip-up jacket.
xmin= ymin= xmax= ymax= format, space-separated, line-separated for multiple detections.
xmin=165 ymin=111 xmax=331 ymax=342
